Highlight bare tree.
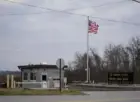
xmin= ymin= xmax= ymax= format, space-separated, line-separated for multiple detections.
xmin=65 ymin=36 xmax=140 ymax=83
xmin=90 ymin=48 xmax=102 ymax=71
xmin=126 ymin=36 xmax=140 ymax=71
xmin=104 ymin=44 xmax=130 ymax=71
xmin=73 ymin=52 xmax=87 ymax=70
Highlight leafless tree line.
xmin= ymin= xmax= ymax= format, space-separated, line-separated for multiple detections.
xmin=65 ymin=36 xmax=140 ymax=83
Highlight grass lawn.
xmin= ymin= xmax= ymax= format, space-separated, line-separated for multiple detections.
xmin=0 ymin=88 xmax=83 ymax=95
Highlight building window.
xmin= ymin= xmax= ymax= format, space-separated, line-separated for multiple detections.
xmin=23 ymin=72 xmax=28 ymax=80
xmin=30 ymin=72 xmax=36 ymax=80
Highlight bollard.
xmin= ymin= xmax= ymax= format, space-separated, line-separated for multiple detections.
xmin=11 ymin=75 xmax=14 ymax=88
xmin=13 ymin=81 xmax=16 ymax=88
xmin=7 ymin=75 xmax=9 ymax=88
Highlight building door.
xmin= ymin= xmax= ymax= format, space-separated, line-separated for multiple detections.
xmin=41 ymin=74 xmax=48 ymax=88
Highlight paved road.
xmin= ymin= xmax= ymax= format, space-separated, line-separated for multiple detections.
xmin=0 ymin=91 xmax=140 ymax=102
xmin=69 ymin=84 xmax=140 ymax=91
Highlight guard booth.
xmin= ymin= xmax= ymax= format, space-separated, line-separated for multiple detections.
xmin=18 ymin=63 xmax=67 ymax=89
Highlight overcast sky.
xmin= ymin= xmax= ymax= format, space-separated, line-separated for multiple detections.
xmin=0 ymin=0 xmax=140 ymax=70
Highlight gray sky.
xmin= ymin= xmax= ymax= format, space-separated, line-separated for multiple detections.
xmin=0 ymin=0 xmax=140 ymax=70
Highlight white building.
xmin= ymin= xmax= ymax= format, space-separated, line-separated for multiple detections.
xmin=18 ymin=63 xmax=67 ymax=89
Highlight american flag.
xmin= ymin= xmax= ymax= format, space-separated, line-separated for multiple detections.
xmin=88 ymin=20 xmax=99 ymax=34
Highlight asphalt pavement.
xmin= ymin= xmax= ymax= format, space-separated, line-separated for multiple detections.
xmin=0 ymin=91 xmax=140 ymax=102
xmin=68 ymin=83 xmax=140 ymax=91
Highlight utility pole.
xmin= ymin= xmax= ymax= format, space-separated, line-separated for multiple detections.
xmin=59 ymin=59 xmax=62 ymax=92
xmin=132 ymin=0 xmax=140 ymax=83
xmin=132 ymin=0 xmax=140 ymax=3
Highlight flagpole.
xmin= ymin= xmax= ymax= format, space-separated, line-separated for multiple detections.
xmin=86 ymin=16 xmax=90 ymax=83
xmin=86 ymin=17 xmax=99 ymax=83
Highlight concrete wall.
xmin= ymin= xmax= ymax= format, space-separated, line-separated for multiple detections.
xmin=22 ymin=68 xmax=64 ymax=82
xmin=21 ymin=68 xmax=64 ymax=88
xmin=22 ymin=82 xmax=42 ymax=89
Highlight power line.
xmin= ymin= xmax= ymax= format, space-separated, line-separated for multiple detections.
xmin=1 ymin=12 xmax=140 ymax=26
xmin=3 ymin=0 xmax=53 ymax=11
xmin=2 ymin=0 xmax=140 ymax=26
xmin=3 ymin=0 xmax=86 ymax=17
xmin=90 ymin=16 xmax=140 ymax=26
xmin=63 ymin=0 xmax=129 ymax=11
xmin=0 ymin=12 xmax=48 ymax=16
xmin=2 ymin=0 xmax=130 ymax=17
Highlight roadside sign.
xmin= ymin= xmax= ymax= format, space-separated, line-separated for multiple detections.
xmin=108 ymin=72 xmax=134 ymax=84
xmin=56 ymin=58 xmax=65 ymax=92
xmin=56 ymin=58 xmax=65 ymax=69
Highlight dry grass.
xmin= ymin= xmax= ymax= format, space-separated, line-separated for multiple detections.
xmin=0 ymin=88 xmax=82 ymax=95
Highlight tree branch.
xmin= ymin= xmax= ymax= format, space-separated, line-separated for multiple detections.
xmin=132 ymin=0 xmax=140 ymax=3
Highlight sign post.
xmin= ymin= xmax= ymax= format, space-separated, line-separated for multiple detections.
xmin=56 ymin=58 xmax=65 ymax=92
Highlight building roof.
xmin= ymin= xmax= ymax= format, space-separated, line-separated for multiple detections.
xmin=18 ymin=64 xmax=68 ymax=70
